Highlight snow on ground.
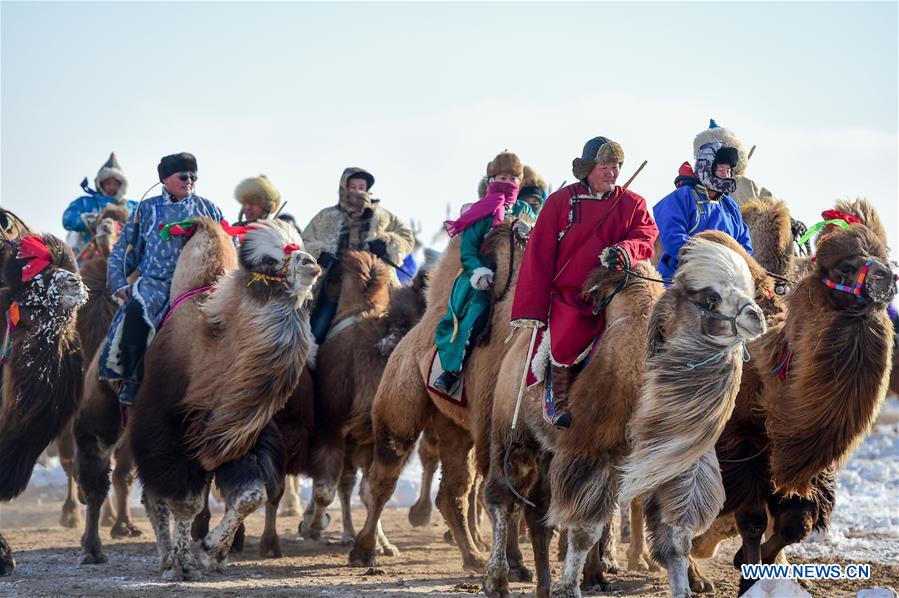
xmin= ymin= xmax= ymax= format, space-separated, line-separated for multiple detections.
xmin=26 ymin=400 xmax=899 ymax=565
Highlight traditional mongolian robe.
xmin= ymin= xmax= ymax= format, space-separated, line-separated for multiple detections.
xmin=654 ymin=163 xmax=753 ymax=279
xmin=511 ymin=182 xmax=657 ymax=384
xmin=99 ymin=191 xmax=223 ymax=380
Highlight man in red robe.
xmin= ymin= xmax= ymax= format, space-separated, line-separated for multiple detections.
xmin=510 ymin=136 xmax=658 ymax=428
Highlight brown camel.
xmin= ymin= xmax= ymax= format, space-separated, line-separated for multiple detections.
xmin=58 ymin=205 xmax=131 ymax=532
xmin=689 ymin=215 xmax=896 ymax=595
xmin=130 ymin=219 xmax=320 ymax=580
xmin=484 ymin=258 xmax=665 ymax=598
xmin=0 ymin=233 xmax=87 ymax=576
xmin=348 ymin=219 xmax=531 ymax=573
xmin=298 ymin=250 xmax=429 ymax=554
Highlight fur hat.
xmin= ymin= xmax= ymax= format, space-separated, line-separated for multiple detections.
xmin=477 ymin=176 xmax=488 ymax=199
xmin=572 ymin=136 xmax=625 ymax=180
xmin=694 ymin=119 xmax=748 ymax=176
xmin=94 ymin=152 xmax=128 ymax=201
xmin=234 ymin=175 xmax=282 ymax=214
xmin=486 ymin=151 xmax=523 ymax=179
xmin=519 ymin=165 xmax=548 ymax=203
xmin=157 ymin=152 xmax=198 ymax=182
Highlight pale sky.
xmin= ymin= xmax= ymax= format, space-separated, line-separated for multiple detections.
xmin=2 ymin=1 xmax=897 ymax=253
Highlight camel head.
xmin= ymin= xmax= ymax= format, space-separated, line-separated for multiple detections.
xmin=90 ymin=205 xmax=129 ymax=257
xmin=813 ymin=224 xmax=895 ymax=310
xmin=1 ymin=234 xmax=87 ymax=319
xmin=239 ymin=220 xmax=321 ymax=306
xmin=675 ymin=237 xmax=767 ymax=345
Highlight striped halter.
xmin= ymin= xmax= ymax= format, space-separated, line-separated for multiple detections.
xmin=821 ymin=259 xmax=874 ymax=303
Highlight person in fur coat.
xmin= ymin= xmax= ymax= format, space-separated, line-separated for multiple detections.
xmin=692 ymin=119 xmax=774 ymax=206
xmin=100 ymin=152 xmax=223 ymax=405
xmin=62 ymin=152 xmax=137 ymax=259
xmin=653 ymin=122 xmax=754 ymax=280
xmin=510 ymin=136 xmax=658 ymax=429
xmin=303 ymin=167 xmax=414 ymax=343
xmin=432 ymin=151 xmax=535 ymax=394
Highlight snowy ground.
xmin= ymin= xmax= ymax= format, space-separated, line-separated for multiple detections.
xmin=20 ymin=399 xmax=899 ymax=569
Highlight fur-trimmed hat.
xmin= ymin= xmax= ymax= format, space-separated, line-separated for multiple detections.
xmin=234 ymin=175 xmax=282 ymax=214
xmin=157 ymin=152 xmax=198 ymax=182
xmin=519 ymin=165 xmax=548 ymax=203
xmin=572 ymin=136 xmax=625 ymax=180
xmin=94 ymin=152 xmax=128 ymax=201
xmin=486 ymin=151 xmax=523 ymax=179
xmin=693 ymin=119 xmax=748 ymax=176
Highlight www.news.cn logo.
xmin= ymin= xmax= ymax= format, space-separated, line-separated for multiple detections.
xmin=741 ymin=563 xmax=871 ymax=580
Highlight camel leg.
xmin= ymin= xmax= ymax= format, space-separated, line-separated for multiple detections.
xmin=348 ymin=385 xmax=428 ymax=568
xmin=338 ymin=443 xmax=358 ymax=546
xmin=259 ymin=499 xmax=284 ymax=558
xmin=468 ymin=475 xmax=488 ymax=553
xmin=433 ymin=414 xmax=485 ymax=574
xmin=0 ymin=532 xmax=15 ymax=577
xmin=279 ymin=474 xmax=302 ymax=517
xmin=627 ymin=498 xmax=658 ymax=572
xmin=75 ymin=420 xmax=120 ymax=565
xmin=109 ymin=442 xmax=141 ymax=538
xmin=551 ymin=523 xmax=606 ymax=598
xmin=408 ymin=424 xmax=439 ymax=527
xmin=191 ymin=485 xmax=212 ymax=541
xmin=300 ymin=441 xmax=343 ymax=541
xmin=100 ymin=494 xmax=116 ymax=527
xmin=643 ymin=495 xmax=693 ymax=598
xmin=57 ymin=424 xmax=82 ymax=529
xmin=482 ymin=493 xmax=515 ymax=598
xmin=166 ymin=492 xmax=206 ymax=581
xmin=687 ymin=513 xmax=737 ymax=593
xmin=143 ymin=492 xmax=173 ymax=572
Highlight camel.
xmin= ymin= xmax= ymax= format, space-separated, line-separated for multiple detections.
xmin=129 ymin=218 xmax=320 ymax=580
xmin=58 ymin=205 xmax=131 ymax=532
xmin=688 ymin=210 xmax=896 ymax=595
xmin=348 ymin=219 xmax=531 ymax=573
xmin=0 ymin=233 xmax=87 ymax=576
xmin=297 ymin=250 xmax=429 ymax=554
xmin=484 ymin=258 xmax=665 ymax=598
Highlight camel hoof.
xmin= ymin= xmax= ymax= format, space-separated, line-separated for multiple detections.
xmin=483 ymin=565 xmax=511 ymax=598
xmin=407 ymin=502 xmax=432 ymax=527
xmin=628 ymin=557 xmax=648 ymax=571
xmin=603 ymin=558 xmax=620 ymax=575
xmin=259 ymin=536 xmax=283 ymax=559
xmin=582 ymin=579 xmax=613 ymax=593
xmin=78 ymin=550 xmax=108 ymax=565
xmin=340 ymin=532 xmax=356 ymax=546
xmin=507 ymin=563 xmax=533 ymax=582
xmin=376 ymin=542 xmax=399 ymax=557
xmin=348 ymin=546 xmax=376 ymax=568
xmin=59 ymin=507 xmax=81 ymax=529
xmin=162 ymin=563 xmax=203 ymax=582
xmin=549 ymin=580 xmax=582 ymax=598
xmin=443 ymin=529 xmax=456 ymax=546
xmin=110 ymin=521 xmax=142 ymax=538
xmin=462 ymin=554 xmax=487 ymax=575
xmin=299 ymin=512 xmax=330 ymax=541
xmin=690 ymin=577 xmax=714 ymax=593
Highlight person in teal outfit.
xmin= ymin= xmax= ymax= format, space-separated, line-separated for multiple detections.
xmin=433 ymin=151 xmax=532 ymax=394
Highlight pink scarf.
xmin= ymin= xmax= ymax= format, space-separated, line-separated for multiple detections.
xmin=444 ymin=181 xmax=519 ymax=237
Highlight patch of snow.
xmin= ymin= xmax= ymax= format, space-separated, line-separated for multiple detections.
xmin=742 ymin=579 xmax=810 ymax=597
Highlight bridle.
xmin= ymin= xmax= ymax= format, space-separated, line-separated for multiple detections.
xmin=821 ymin=259 xmax=875 ymax=303
xmin=695 ymin=301 xmax=755 ymax=338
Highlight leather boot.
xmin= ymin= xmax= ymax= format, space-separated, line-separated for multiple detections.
xmin=550 ymin=364 xmax=576 ymax=429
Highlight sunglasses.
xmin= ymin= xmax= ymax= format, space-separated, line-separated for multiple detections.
xmin=177 ymin=172 xmax=198 ymax=182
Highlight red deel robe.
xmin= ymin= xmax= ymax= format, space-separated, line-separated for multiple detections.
xmin=511 ymin=182 xmax=658 ymax=379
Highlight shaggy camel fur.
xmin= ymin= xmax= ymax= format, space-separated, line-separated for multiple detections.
xmin=690 ymin=220 xmax=896 ymax=595
xmin=300 ymin=250 xmax=428 ymax=555
xmin=348 ymin=220 xmax=530 ymax=573
xmin=617 ymin=238 xmax=766 ymax=598
xmin=74 ymin=216 xmax=239 ymax=566
xmin=59 ymin=205 xmax=131 ymax=532
xmin=740 ymin=196 xmax=795 ymax=280
xmin=127 ymin=219 xmax=319 ymax=580
xmin=484 ymin=259 xmax=664 ymax=598
xmin=0 ymin=234 xmax=87 ymax=576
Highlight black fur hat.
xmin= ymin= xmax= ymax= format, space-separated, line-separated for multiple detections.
xmin=157 ymin=152 xmax=198 ymax=182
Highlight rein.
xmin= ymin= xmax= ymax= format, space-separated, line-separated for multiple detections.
xmin=493 ymin=222 xmax=519 ymax=302
xmin=160 ymin=285 xmax=214 ymax=328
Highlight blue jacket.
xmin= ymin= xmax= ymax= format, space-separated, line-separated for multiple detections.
xmin=100 ymin=192 xmax=223 ymax=380
xmin=62 ymin=192 xmax=138 ymax=233
xmin=653 ymin=184 xmax=753 ymax=279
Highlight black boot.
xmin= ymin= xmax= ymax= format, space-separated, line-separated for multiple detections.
xmin=433 ymin=371 xmax=460 ymax=394
xmin=549 ymin=365 xmax=575 ymax=429
xmin=117 ymin=344 xmax=145 ymax=406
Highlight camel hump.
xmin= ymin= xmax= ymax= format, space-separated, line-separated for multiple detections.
xmin=169 ymin=218 xmax=237 ymax=300
xmin=336 ymin=250 xmax=392 ymax=318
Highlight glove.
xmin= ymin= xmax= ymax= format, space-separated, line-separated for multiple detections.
xmin=317 ymin=251 xmax=338 ymax=268
xmin=512 ymin=219 xmax=532 ymax=238
xmin=600 ymin=246 xmax=630 ymax=272
xmin=471 ymin=268 xmax=494 ymax=291
xmin=80 ymin=212 xmax=99 ymax=228
xmin=366 ymin=239 xmax=388 ymax=258
xmin=511 ymin=318 xmax=544 ymax=329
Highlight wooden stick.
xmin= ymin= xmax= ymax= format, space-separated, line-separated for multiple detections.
xmin=747 ymin=145 xmax=757 ymax=160
xmin=511 ymin=327 xmax=539 ymax=431
xmin=623 ymin=160 xmax=648 ymax=189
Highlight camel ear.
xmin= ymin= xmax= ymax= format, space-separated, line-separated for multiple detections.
xmin=647 ymin=291 xmax=674 ymax=359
